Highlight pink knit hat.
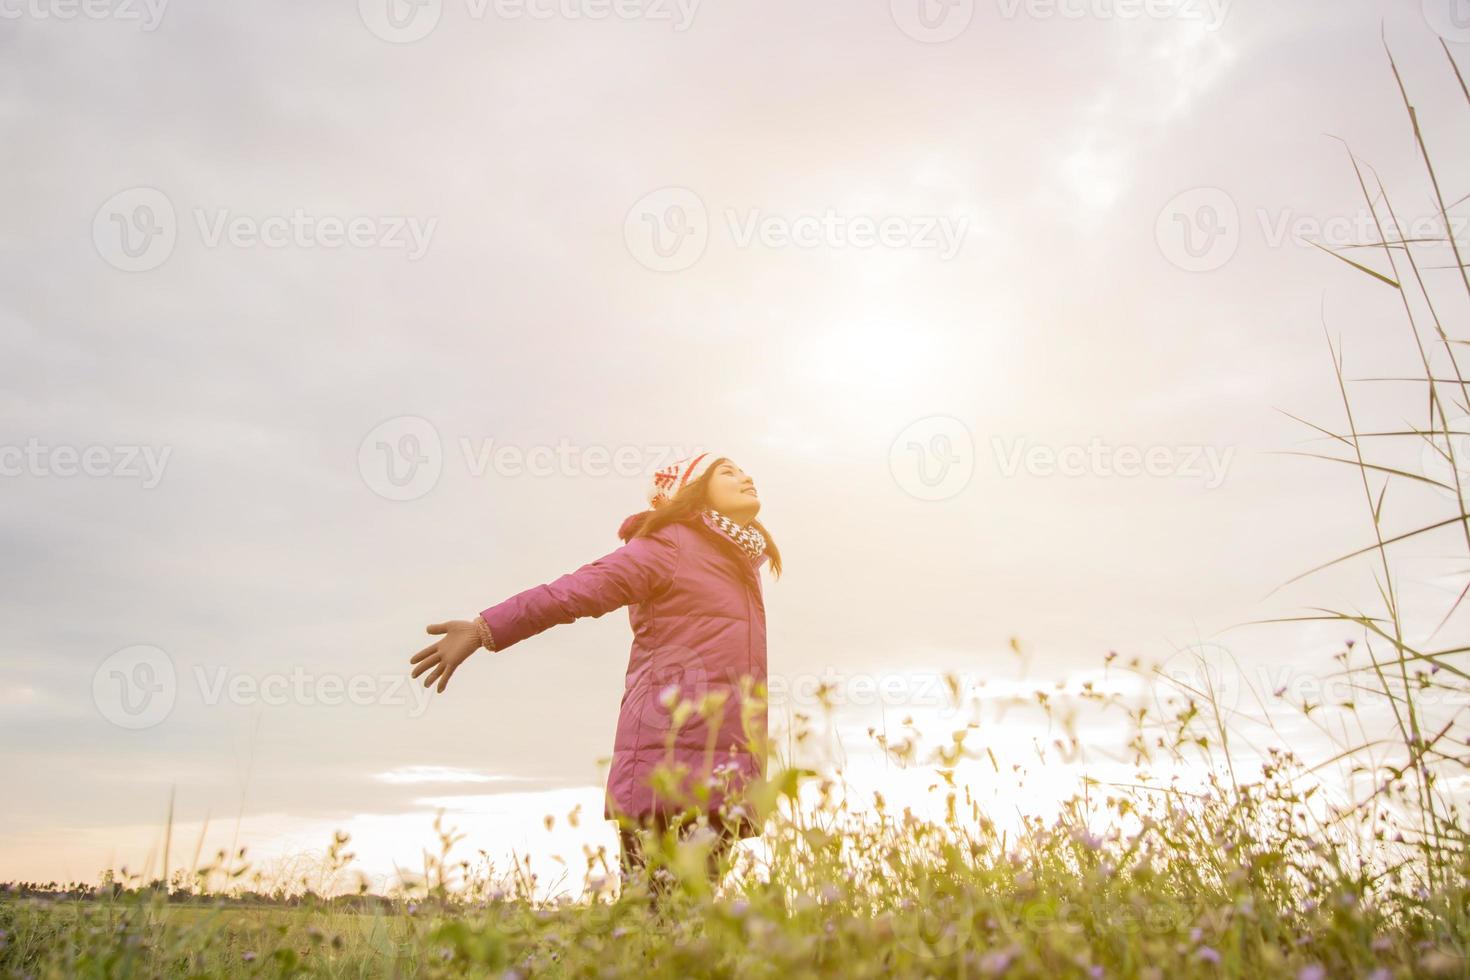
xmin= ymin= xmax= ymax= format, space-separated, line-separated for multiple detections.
xmin=647 ymin=451 xmax=720 ymax=509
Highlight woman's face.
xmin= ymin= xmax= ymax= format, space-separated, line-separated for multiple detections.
xmin=704 ymin=458 xmax=760 ymax=522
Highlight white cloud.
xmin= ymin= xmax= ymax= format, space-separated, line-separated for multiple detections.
xmin=373 ymin=766 xmax=541 ymax=785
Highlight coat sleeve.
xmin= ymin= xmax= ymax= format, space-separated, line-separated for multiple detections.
xmin=477 ymin=527 xmax=680 ymax=654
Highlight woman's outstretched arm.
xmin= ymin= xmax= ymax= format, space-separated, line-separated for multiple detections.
xmin=410 ymin=526 xmax=680 ymax=693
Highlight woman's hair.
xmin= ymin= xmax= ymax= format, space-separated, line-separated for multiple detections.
xmin=620 ymin=457 xmax=782 ymax=580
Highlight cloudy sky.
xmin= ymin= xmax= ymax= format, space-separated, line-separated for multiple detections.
xmin=3 ymin=0 xmax=1468 ymax=895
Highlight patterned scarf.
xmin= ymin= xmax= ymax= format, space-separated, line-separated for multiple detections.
xmin=701 ymin=508 xmax=767 ymax=561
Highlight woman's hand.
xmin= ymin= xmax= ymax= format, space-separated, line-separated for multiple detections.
xmin=410 ymin=620 xmax=481 ymax=693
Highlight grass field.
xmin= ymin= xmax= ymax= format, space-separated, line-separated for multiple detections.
xmin=1 ymin=752 xmax=1467 ymax=978
xmin=4 ymin=642 xmax=1468 ymax=980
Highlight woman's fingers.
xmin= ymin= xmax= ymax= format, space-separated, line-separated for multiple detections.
xmin=412 ymin=623 xmax=474 ymax=693
xmin=410 ymin=648 xmax=440 ymax=678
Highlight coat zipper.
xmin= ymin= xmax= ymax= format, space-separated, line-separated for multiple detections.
xmin=693 ymin=518 xmax=762 ymax=688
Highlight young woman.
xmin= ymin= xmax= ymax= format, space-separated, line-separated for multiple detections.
xmin=408 ymin=452 xmax=781 ymax=901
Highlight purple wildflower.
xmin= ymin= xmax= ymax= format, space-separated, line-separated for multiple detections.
xmin=980 ymin=949 xmax=1015 ymax=975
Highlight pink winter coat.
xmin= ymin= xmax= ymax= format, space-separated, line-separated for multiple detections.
xmin=478 ymin=510 xmax=770 ymax=839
